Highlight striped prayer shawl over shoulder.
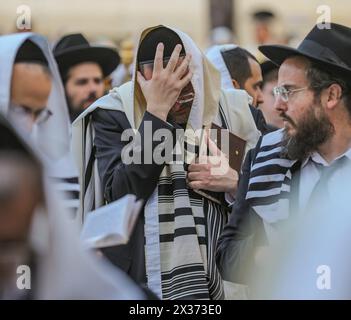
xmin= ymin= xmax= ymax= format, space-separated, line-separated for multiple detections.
xmin=144 ymin=106 xmax=232 ymax=300
xmin=245 ymin=129 xmax=297 ymax=224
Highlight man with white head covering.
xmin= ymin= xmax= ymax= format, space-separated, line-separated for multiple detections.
xmin=0 ymin=114 xmax=144 ymax=299
xmin=73 ymin=25 xmax=260 ymax=299
xmin=206 ymin=45 xmax=274 ymax=134
xmin=0 ymin=33 xmax=80 ymax=216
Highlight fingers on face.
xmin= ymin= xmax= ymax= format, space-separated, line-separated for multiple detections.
xmin=151 ymin=43 xmax=193 ymax=88
xmin=153 ymin=42 xmax=164 ymax=73
xmin=175 ymin=54 xmax=192 ymax=79
xmin=165 ymin=44 xmax=183 ymax=72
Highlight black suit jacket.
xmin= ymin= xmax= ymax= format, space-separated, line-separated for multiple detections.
xmin=216 ymin=137 xmax=269 ymax=284
xmin=92 ymin=109 xmax=177 ymax=284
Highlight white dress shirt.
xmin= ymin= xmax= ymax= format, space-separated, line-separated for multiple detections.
xmin=298 ymin=147 xmax=351 ymax=214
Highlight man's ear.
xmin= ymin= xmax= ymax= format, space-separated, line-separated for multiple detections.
xmin=326 ymin=83 xmax=343 ymax=110
xmin=231 ymin=79 xmax=240 ymax=89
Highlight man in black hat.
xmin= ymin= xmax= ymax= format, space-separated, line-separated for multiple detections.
xmin=217 ymin=23 xmax=351 ymax=288
xmin=53 ymin=33 xmax=120 ymax=122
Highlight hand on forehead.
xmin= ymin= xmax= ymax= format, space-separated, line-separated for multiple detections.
xmin=139 ymin=47 xmax=186 ymax=80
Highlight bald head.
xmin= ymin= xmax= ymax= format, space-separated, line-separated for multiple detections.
xmin=10 ymin=62 xmax=52 ymax=132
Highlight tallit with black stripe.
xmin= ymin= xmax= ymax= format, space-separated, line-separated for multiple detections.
xmin=143 ymin=106 xmax=233 ymax=300
xmin=245 ymin=129 xmax=298 ymax=225
xmin=72 ymin=25 xmax=260 ymax=300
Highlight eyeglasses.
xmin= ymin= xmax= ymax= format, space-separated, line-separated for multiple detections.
xmin=273 ymin=86 xmax=309 ymax=102
xmin=10 ymin=103 xmax=52 ymax=125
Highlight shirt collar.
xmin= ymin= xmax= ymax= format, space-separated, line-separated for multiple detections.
xmin=301 ymin=147 xmax=351 ymax=168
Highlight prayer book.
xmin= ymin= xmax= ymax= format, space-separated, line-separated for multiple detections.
xmin=81 ymin=194 xmax=143 ymax=248
xmin=193 ymin=123 xmax=246 ymax=205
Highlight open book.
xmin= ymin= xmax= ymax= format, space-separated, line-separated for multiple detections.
xmin=80 ymin=194 xmax=143 ymax=249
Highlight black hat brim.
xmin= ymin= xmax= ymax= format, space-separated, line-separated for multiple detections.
xmin=259 ymin=44 xmax=351 ymax=78
xmin=55 ymin=46 xmax=120 ymax=78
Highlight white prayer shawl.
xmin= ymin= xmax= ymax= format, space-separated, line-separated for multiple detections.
xmin=0 ymin=32 xmax=79 ymax=213
xmin=33 ymin=178 xmax=144 ymax=299
xmin=72 ymin=26 xmax=260 ymax=299
xmin=0 ymin=32 xmax=70 ymax=162
xmin=206 ymin=44 xmax=237 ymax=90
xmin=0 ymin=115 xmax=144 ymax=299
xmin=72 ymin=27 xmax=260 ymax=223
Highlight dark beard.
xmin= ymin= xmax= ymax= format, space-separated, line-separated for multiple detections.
xmin=68 ymin=106 xmax=83 ymax=123
xmin=66 ymin=92 xmax=98 ymax=122
xmin=281 ymin=100 xmax=335 ymax=160
xmin=66 ymin=95 xmax=83 ymax=122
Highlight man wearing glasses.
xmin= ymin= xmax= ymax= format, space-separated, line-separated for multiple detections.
xmin=2 ymin=40 xmax=52 ymax=134
xmin=0 ymin=33 xmax=80 ymax=216
xmin=73 ymin=25 xmax=260 ymax=299
xmin=217 ymin=23 xmax=351 ymax=290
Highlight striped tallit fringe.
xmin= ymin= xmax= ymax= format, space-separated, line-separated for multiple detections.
xmin=81 ymin=115 xmax=104 ymax=223
xmin=204 ymin=199 xmax=228 ymax=300
xmin=51 ymin=176 xmax=80 ymax=218
xmin=152 ymin=130 xmax=226 ymax=300
xmin=245 ymin=129 xmax=297 ymax=224
xmin=79 ymin=104 xmax=233 ymax=298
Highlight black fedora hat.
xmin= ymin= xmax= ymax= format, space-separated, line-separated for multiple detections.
xmin=259 ymin=23 xmax=351 ymax=78
xmin=53 ymin=33 xmax=120 ymax=78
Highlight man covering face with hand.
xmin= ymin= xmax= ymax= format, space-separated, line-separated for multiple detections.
xmin=73 ymin=25 xmax=260 ymax=299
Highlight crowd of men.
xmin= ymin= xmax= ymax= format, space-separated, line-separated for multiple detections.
xmin=1 ymin=20 xmax=351 ymax=299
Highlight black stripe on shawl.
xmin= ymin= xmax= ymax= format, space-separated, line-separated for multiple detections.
xmin=248 ymin=176 xmax=291 ymax=192
xmin=84 ymin=145 xmax=96 ymax=193
xmin=254 ymin=151 xmax=284 ymax=164
xmin=161 ymin=263 xmax=206 ymax=279
xmin=250 ymin=164 xmax=291 ymax=178
xmin=248 ymin=191 xmax=291 ymax=206
xmin=160 ymin=232 xmax=206 ymax=244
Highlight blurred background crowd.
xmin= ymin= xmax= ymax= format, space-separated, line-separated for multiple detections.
xmin=1 ymin=0 xmax=350 ymax=300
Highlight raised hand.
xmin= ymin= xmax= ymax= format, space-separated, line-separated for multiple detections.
xmin=137 ymin=43 xmax=192 ymax=122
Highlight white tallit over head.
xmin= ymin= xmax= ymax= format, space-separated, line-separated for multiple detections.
xmin=206 ymin=44 xmax=238 ymax=90
xmin=71 ymin=26 xmax=260 ymax=300
xmin=0 ymin=32 xmax=77 ymax=179
xmin=72 ymin=26 xmax=260 ymax=221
